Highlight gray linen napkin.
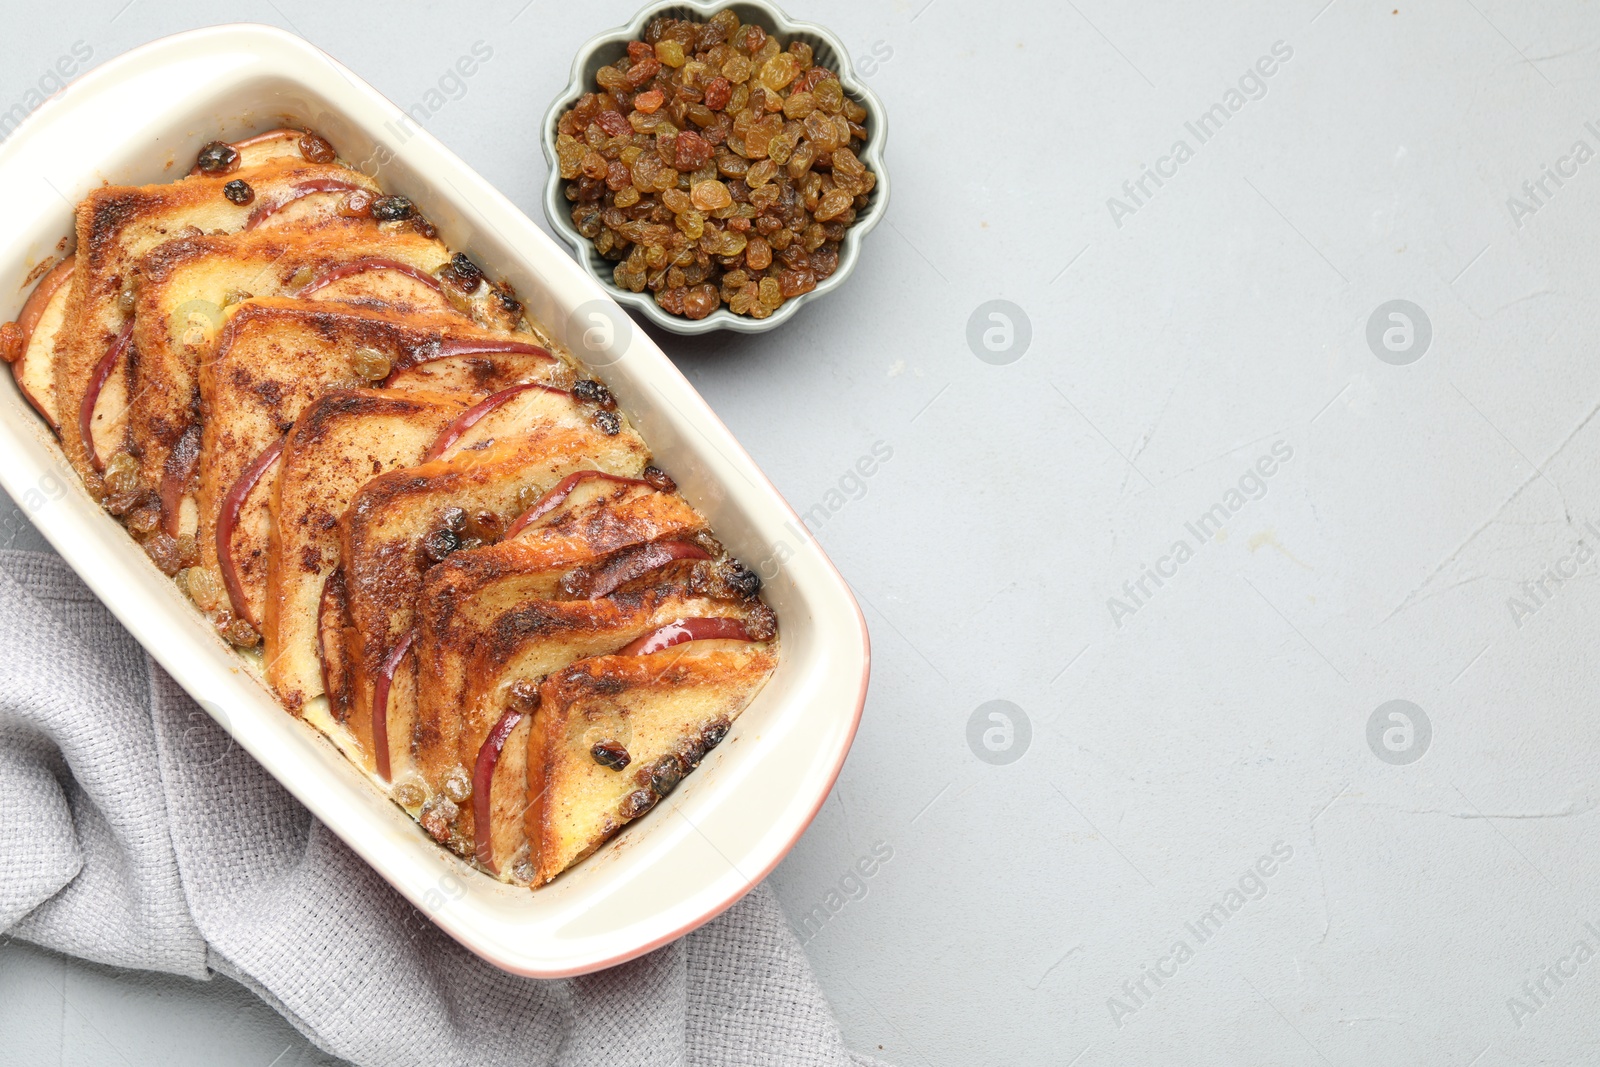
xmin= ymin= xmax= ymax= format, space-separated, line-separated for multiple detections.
xmin=0 ymin=549 xmax=873 ymax=1067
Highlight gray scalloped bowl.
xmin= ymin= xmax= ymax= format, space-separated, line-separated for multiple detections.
xmin=541 ymin=0 xmax=890 ymax=335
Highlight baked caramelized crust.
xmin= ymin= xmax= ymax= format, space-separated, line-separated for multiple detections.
xmin=339 ymin=421 xmax=649 ymax=779
xmin=195 ymin=298 xmax=558 ymax=633
xmin=130 ymin=228 xmax=475 ymax=535
xmin=53 ymin=158 xmax=382 ymax=495
xmin=265 ymin=388 xmax=466 ymax=715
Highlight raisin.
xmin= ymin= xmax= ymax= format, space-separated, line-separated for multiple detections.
xmin=442 ymin=765 xmax=472 ymax=802
xmin=596 ymin=109 xmax=631 ymax=137
xmin=195 ymin=141 xmax=239 ymax=175
xmin=411 ymin=215 xmax=439 ymax=239
xmin=221 ymin=615 xmax=260 ymax=648
xmin=682 ymin=284 xmax=720 ymax=319
xmin=674 ymin=129 xmax=714 ymax=170
xmin=592 ymin=741 xmax=631 ymax=770
xmin=510 ymin=679 xmax=541 ymax=712
xmin=625 ymin=57 xmax=661 ymax=88
xmin=643 ymin=465 xmax=676 ymax=491
xmin=298 ymin=131 xmax=336 ymax=163
xmin=420 ymin=796 xmax=458 ymax=841
xmin=725 ymin=561 xmax=762 ymax=598
xmin=701 ymin=718 xmax=731 ymax=748
xmin=438 ymin=253 xmax=483 ymax=294
xmin=704 ymin=76 xmax=732 ymax=111
xmin=594 ymin=410 xmax=622 ymax=436
xmin=442 ymin=506 xmax=467 ymax=531
xmin=571 ymin=378 xmax=615 ymax=408
xmin=370 ymin=195 xmax=414 ymax=221
xmin=423 ymin=528 xmax=460 ymax=562
xmin=338 ymin=189 xmax=374 ymax=218
xmin=691 ymin=179 xmax=732 ymax=210
xmin=619 ymin=789 xmax=657 ymax=820
xmin=144 ymin=531 xmax=184 ymax=577
xmin=350 ymin=347 xmax=391 ymax=380
xmin=222 ymin=179 xmax=254 ymax=205
xmin=634 ymin=89 xmax=664 ymax=114
xmin=647 ymin=755 xmax=683 ymax=797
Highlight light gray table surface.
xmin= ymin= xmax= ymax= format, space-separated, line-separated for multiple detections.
xmin=6 ymin=1 xmax=1600 ymax=1064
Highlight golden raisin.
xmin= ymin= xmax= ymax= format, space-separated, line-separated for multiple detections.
xmin=351 ymin=347 xmax=391 ymax=381
xmin=554 ymin=14 xmax=875 ymax=319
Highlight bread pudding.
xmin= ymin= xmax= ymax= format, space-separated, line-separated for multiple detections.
xmin=1 ymin=129 xmax=776 ymax=887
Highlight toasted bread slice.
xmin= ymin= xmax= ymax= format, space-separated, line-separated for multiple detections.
xmin=265 ymin=380 xmax=579 ymax=719
xmin=8 ymin=257 xmax=75 ymax=431
xmin=438 ymin=584 xmax=774 ymax=858
xmin=263 ymin=389 xmax=467 ymax=716
xmin=518 ymin=639 xmax=777 ymax=885
xmin=194 ymin=298 xmax=557 ymax=630
xmin=53 ymin=158 xmax=382 ymax=496
xmin=413 ymin=478 xmax=711 ymax=779
xmin=129 ymin=228 xmax=499 ymax=535
xmin=339 ymin=421 xmax=649 ymax=782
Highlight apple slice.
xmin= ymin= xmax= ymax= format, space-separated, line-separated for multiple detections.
xmin=317 ymin=567 xmax=352 ymax=722
xmin=422 ymin=382 xmax=570 ymax=462
xmin=619 ymin=617 xmax=755 ymax=657
xmin=371 ymin=629 xmax=415 ymax=781
xmin=290 ymin=257 xmax=444 ymax=298
xmin=245 ymin=178 xmax=369 ymax=229
xmin=472 ymin=703 xmax=531 ymax=870
xmin=78 ymin=318 xmax=134 ymax=472
xmin=502 ymin=470 xmax=654 ymax=540
xmin=216 ymin=434 xmax=286 ymax=626
xmin=8 ymin=255 xmax=75 ymax=429
xmin=157 ymin=424 xmax=201 ymax=537
xmin=186 ymin=128 xmax=308 ymax=175
xmin=570 ymin=540 xmax=711 ymax=599
xmin=382 ymin=336 xmax=553 ymax=386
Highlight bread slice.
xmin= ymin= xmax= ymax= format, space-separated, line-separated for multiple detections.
xmin=193 ymin=298 xmax=558 ymax=635
xmin=339 ymin=421 xmax=649 ymax=784
xmin=440 ymin=582 xmax=773 ymax=862
xmin=263 ymin=388 xmax=467 ymax=717
xmin=518 ymin=638 xmax=777 ymax=885
xmin=52 ymin=158 xmax=382 ymax=497
xmin=412 ymin=477 xmax=711 ymax=785
xmin=129 ymin=227 xmax=497 ymax=538
xmin=279 ymin=380 xmax=598 ymax=740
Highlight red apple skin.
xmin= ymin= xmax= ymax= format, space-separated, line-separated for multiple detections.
xmin=245 ymin=178 xmax=367 ymax=229
xmin=11 ymin=255 xmax=74 ymax=430
xmin=371 ymin=629 xmax=415 ymax=782
xmin=619 ymin=617 xmax=754 ymax=657
xmin=580 ymin=540 xmax=710 ymax=599
xmin=158 ymin=424 xmax=201 ymax=537
xmin=79 ymin=317 xmax=135 ymax=472
xmin=381 ymin=338 xmax=553 ymax=387
xmin=472 ymin=704 xmax=529 ymax=869
xmin=501 ymin=470 xmax=653 ymax=540
xmin=291 ymin=257 xmax=443 ymax=298
xmin=422 ymin=382 xmax=569 ymax=463
xmin=215 ymin=434 xmax=286 ymax=627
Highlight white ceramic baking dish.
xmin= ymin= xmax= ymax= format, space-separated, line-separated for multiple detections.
xmin=0 ymin=23 xmax=868 ymax=977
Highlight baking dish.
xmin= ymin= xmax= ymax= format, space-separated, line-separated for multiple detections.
xmin=0 ymin=23 xmax=869 ymax=977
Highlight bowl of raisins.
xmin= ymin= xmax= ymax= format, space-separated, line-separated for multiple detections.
xmin=543 ymin=1 xmax=888 ymax=334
